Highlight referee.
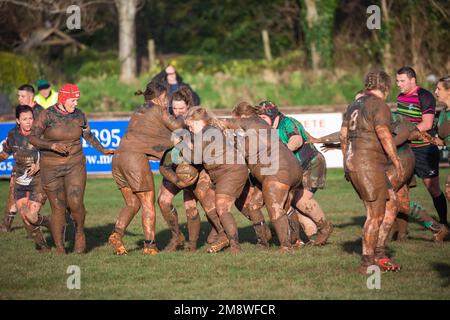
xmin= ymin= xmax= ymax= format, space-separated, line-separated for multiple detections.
xmin=396 ymin=66 xmax=447 ymax=228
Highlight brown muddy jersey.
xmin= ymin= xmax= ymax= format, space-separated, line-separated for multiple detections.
xmin=117 ymin=102 xmax=183 ymax=159
xmin=342 ymin=94 xmax=392 ymax=172
xmin=230 ymin=116 xmax=302 ymax=184
xmin=188 ymin=125 xmax=246 ymax=175
xmin=178 ymin=125 xmax=248 ymax=198
xmin=30 ymin=102 xmax=44 ymax=119
xmin=29 ymin=105 xmax=105 ymax=163
xmin=0 ymin=127 xmax=39 ymax=185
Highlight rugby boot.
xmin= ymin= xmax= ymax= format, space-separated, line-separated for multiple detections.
xmin=35 ymin=231 xmax=51 ymax=253
xmin=314 ymin=219 xmax=333 ymax=246
xmin=228 ymin=237 xmax=241 ymax=254
xmin=433 ymin=224 xmax=449 ymax=242
xmin=207 ymin=232 xmax=229 ymax=253
xmin=163 ymin=232 xmax=185 ymax=252
xmin=108 ymin=231 xmax=128 ymax=255
xmin=143 ymin=241 xmax=159 ymax=255
xmin=358 ymin=255 xmax=375 ymax=274
xmin=279 ymin=245 xmax=294 ymax=253
xmin=292 ymin=239 xmax=306 ymax=250
xmin=185 ymin=240 xmax=197 ymax=252
xmin=375 ymin=256 xmax=401 ymax=272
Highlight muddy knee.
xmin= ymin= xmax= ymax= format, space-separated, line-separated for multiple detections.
xmin=216 ymin=198 xmax=233 ymax=216
xmin=158 ymin=193 xmax=173 ymax=213
xmin=185 ymin=207 xmax=199 ymax=220
xmin=66 ymin=185 xmax=85 ymax=212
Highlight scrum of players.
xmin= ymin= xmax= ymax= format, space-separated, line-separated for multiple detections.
xmin=0 ymin=67 xmax=448 ymax=273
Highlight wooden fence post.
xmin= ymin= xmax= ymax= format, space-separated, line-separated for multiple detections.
xmin=148 ymin=39 xmax=156 ymax=70
xmin=262 ymin=29 xmax=272 ymax=61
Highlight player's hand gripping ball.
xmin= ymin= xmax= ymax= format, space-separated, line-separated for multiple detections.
xmin=176 ymin=163 xmax=199 ymax=187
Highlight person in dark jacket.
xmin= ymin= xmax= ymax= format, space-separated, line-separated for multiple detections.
xmin=151 ymin=65 xmax=200 ymax=112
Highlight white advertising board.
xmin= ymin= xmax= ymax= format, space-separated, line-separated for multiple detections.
xmin=288 ymin=113 xmax=343 ymax=168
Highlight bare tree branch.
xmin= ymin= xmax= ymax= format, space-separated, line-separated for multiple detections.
xmin=430 ymin=0 xmax=449 ymax=20
xmin=0 ymin=0 xmax=43 ymax=11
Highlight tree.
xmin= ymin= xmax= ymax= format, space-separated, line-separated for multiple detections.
xmin=380 ymin=0 xmax=393 ymax=72
xmin=115 ymin=0 xmax=139 ymax=84
xmin=301 ymin=0 xmax=338 ymax=70
xmin=0 ymin=0 xmax=108 ymax=52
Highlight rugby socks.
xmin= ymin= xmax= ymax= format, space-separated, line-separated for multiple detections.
xmin=186 ymin=210 xmax=201 ymax=250
xmin=24 ymin=223 xmax=49 ymax=251
xmin=287 ymin=208 xmax=300 ymax=244
xmin=361 ymin=255 xmax=375 ymax=267
xmin=246 ymin=208 xmax=269 ymax=246
xmin=51 ymin=210 xmax=67 ymax=254
xmin=408 ymin=202 xmax=441 ymax=232
xmin=272 ymin=215 xmax=291 ymax=248
xmin=219 ymin=212 xmax=240 ymax=247
xmin=206 ymin=209 xmax=225 ymax=235
xmin=113 ymin=227 xmax=125 ymax=236
xmin=161 ymin=205 xmax=181 ymax=238
xmin=253 ymin=221 xmax=270 ymax=248
xmin=432 ymin=193 xmax=448 ymax=226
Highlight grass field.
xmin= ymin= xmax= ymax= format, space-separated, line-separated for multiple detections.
xmin=0 ymin=169 xmax=449 ymax=300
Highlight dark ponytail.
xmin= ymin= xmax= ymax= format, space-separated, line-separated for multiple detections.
xmin=135 ymin=81 xmax=167 ymax=102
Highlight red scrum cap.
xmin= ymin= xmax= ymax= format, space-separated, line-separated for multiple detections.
xmin=58 ymin=83 xmax=80 ymax=106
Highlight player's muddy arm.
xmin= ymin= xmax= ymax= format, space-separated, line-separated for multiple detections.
xmin=287 ymin=135 xmax=303 ymax=151
xmin=29 ymin=114 xmax=69 ymax=154
xmin=80 ymin=113 xmax=114 ymax=155
xmin=220 ymin=118 xmax=241 ymax=130
xmin=417 ymin=131 xmax=445 ymax=146
xmin=162 ymin=108 xmax=184 ymax=132
xmin=375 ymin=125 xmax=403 ymax=177
xmin=82 ymin=129 xmax=108 ymax=154
xmin=308 ymin=131 xmax=340 ymax=144
xmin=28 ymin=111 xmax=54 ymax=151
xmin=159 ymin=150 xmax=179 ymax=186
xmin=392 ymin=126 xmax=411 ymax=146
xmin=339 ymin=126 xmax=349 ymax=156
xmin=28 ymin=127 xmax=55 ymax=151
